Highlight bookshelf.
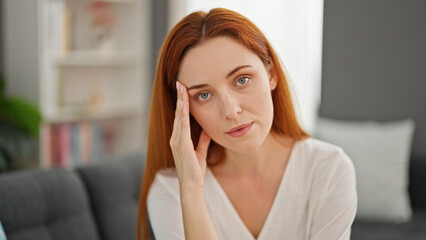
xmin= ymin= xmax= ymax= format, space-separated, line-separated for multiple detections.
xmin=3 ymin=0 xmax=151 ymax=168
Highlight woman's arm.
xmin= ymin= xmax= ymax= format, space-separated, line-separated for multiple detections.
xmin=147 ymin=171 xmax=219 ymax=240
xmin=168 ymin=81 xmax=219 ymax=240
xmin=180 ymin=189 xmax=219 ymax=240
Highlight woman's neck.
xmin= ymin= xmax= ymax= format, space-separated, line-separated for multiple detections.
xmin=211 ymin=133 xmax=295 ymax=177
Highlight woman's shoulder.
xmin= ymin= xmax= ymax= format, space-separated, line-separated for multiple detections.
xmin=299 ymin=137 xmax=350 ymax=162
xmin=296 ymin=137 xmax=356 ymax=199
xmin=297 ymin=137 xmax=355 ymax=177
xmin=152 ymin=167 xmax=179 ymax=187
xmin=148 ymin=168 xmax=180 ymax=202
xmin=156 ymin=167 xmax=179 ymax=178
xmin=299 ymin=137 xmax=344 ymax=154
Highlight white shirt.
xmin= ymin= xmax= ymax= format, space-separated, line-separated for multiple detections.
xmin=147 ymin=137 xmax=357 ymax=240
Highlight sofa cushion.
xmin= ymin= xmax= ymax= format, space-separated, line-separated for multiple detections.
xmin=351 ymin=210 xmax=426 ymax=240
xmin=314 ymin=117 xmax=415 ymax=223
xmin=0 ymin=168 xmax=100 ymax=240
xmin=77 ymin=152 xmax=144 ymax=240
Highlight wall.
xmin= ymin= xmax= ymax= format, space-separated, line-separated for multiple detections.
xmin=321 ymin=0 xmax=426 ymax=158
xmin=150 ymin=0 xmax=168 ymax=88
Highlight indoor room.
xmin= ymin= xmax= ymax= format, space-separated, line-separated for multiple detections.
xmin=1 ymin=0 xmax=425 ymax=239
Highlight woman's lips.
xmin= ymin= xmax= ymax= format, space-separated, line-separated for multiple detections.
xmin=226 ymin=122 xmax=254 ymax=137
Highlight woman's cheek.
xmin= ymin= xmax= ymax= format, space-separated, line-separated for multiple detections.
xmin=190 ymin=106 xmax=210 ymax=130
xmin=196 ymin=110 xmax=222 ymax=141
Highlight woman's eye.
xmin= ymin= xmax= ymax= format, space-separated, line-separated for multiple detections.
xmin=197 ymin=92 xmax=211 ymax=101
xmin=236 ymin=76 xmax=250 ymax=86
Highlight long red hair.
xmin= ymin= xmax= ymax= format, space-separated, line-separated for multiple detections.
xmin=137 ymin=8 xmax=310 ymax=240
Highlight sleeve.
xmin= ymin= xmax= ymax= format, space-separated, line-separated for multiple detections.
xmin=308 ymin=149 xmax=358 ymax=240
xmin=147 ymin=173 xmax=185 ymax=240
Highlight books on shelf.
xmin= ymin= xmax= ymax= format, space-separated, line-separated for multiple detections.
xmin=5 ymin=0 xmax=147 ymax=171
xmin=43 ymin=121 xmax=116 ymax=168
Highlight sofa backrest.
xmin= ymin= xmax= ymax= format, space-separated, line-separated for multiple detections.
xmin=77 ymin=152 xmax=145 ymax=240
xmin=409 ymin=156 xmax=426 ymax=210
xmin=0 ymin=168 xmax=100 ymax=240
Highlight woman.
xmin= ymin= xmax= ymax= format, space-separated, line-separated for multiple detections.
xmin=138 ymin=8 xmax=357 ymax=240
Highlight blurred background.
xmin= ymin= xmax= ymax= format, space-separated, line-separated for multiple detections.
xmin=0 ymin=0 xmax=425 ymax=239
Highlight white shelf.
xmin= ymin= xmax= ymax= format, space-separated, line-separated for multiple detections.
xmin=94 ymin=0 xmax=141 ymax=4
xmin=54 ymin=50 xmax=141 ymax=67
xmin=4 ymin=0 xmax=150 ymax=168
xmin=44 ymin=104 xmax=143 ymax=124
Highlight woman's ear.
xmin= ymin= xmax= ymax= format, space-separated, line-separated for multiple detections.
xmin=267 ymin=61 xmax=278 ymax=91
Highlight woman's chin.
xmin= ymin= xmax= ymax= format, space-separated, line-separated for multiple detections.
xmin=221 ymin=137 xmax=265 ymax=154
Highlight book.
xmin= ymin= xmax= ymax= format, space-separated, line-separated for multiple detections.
xmin=41 ymin=125 xmax=52 ymax=168
xmin=57 ymin=124 xmax=71 ymax=167
xmin=90 ymin=122 xmax=102 ymax=163
xmin=79 ymin=122 xmax=92 ymax=165
xmin=49 ymin=125 xmax=59 ymax=167
xmin=70 ymin=123 xmax=81 ymax=166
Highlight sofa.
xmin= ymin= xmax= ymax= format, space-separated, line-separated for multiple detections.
xmin=313 ymin=118 xmax=426 ymax=239
xmin=1 ymin=150 xmax=425 ymax=240
xmin=0 ymin=152 xmax=155 ymax=240
xmin=351 ymin=155 xmax=426 ymax=240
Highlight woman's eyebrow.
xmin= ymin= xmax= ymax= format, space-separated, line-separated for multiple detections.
xmin=186 ymin=64 xmax=252 ymax=91
xmin=187 ymin=84 xmax=209 ymax=91
xmin=225 ymin=65 xmax=252 ymax=79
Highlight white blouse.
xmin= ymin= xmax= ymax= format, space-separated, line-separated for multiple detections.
xmin=147 ymin=137 xmax=357 ymax=240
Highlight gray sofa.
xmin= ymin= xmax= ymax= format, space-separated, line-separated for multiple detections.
xmin=0 ymin=152 xmax=148 ymax=240
xmin=1 ymin=152 xmax=425 ymax=240
xmin=351 ymin=156 xmax=426 ymax=239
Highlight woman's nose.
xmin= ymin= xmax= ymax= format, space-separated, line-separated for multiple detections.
xmin=220 ymin=92 xmax=242 ymax=120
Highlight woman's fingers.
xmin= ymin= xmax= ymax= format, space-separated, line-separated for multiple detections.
xmin=179 ymin=82 xmax=191 ymax=142
xmin=196 ymin=130 xmax=211 ymax=159
xmin=171 ymin=82 xmax=182 ymax=148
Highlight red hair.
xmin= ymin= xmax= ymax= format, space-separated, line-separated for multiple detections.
xmin=137 ymin=8 xmax=310 ymax=239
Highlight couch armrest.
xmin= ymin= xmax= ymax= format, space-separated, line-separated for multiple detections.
xmin=0 ymin=168 xmax=100 ymax=240
xmin=77 ymin=152 xmax=145 ymax=240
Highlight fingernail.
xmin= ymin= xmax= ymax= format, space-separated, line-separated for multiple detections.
xmin=180 ymin=100 xmax=183 ymax=109
xmin=176 ymin=81 xmax=180 ymax=93
xmin=180 ymin=84 xmax=184 ymax=95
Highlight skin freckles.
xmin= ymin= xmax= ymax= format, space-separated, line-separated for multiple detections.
xmin=177 ymin=36 xmax=278 ymax=156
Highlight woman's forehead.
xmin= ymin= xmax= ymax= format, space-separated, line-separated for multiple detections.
xmin=177 ymin=36 xmax=263 ymax=85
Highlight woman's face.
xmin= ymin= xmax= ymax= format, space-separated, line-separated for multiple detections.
xmin=178 ymin=36 xmax=277 ymax=154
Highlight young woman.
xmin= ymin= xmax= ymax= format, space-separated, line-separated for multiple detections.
xmin=138 ymin=8 xmax=357 ymax=240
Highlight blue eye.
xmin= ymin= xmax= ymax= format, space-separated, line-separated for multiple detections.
xmin=236 ymin=77 xmax=250 ymax=86
xmin=197 ymin=92 xmax=210 ymax=101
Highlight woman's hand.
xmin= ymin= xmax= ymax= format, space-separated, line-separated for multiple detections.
xmin=170 ymin=81 xmax=211 ymax=194
xmin=170 ymin=81 xmax=219 ymax=240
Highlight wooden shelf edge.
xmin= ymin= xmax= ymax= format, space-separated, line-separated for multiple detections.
xmin=44 ymin=104 xmax=144 ymax=124
xmin=53 ymin=50 xmax=142 ymax=67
